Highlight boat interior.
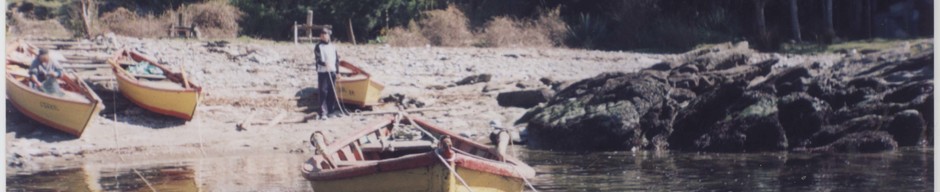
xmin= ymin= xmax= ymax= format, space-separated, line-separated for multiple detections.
xmin=6 ymin=54 xmax=93 ymax=103
xmin=111 ymin=51 xmax=191 ymax=90
xmin=310 ymin=114 xmax=505 ymax=170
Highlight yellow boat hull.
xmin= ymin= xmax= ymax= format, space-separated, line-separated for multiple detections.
xmin=6 ymin=75 xmax=102 ymax=136
xmin=115 ymin=75 xmax=200 ymax=120
xmin=336 ymin=77 xmax=384 ymax=107
xmin=310 ymin=163 xmax=524 ymax=192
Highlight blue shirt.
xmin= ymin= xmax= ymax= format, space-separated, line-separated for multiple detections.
xmin=28 ymin=57 xmax=63 ymax=83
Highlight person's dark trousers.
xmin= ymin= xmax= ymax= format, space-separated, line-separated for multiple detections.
xmin=317 ymin=72 xmax=339 ymax=116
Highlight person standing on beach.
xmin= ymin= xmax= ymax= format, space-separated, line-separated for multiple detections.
xmin=314 ymin=27 xmax=341 ymax=119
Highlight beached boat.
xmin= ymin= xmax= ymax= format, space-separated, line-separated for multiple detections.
xmin=5 ymin=41 xmax=104 ymax=136
xmin=107 ymin=49 xmax=201 ymax=120
xmin=335 ymin=60 xmax=384 ymax=107
xmin=302 ymin=114 xmax=536 ymax=192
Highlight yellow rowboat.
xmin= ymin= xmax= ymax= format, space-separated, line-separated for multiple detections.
xmin=5 ymin=42 xmax=104 ymax=136
xmin=302 ymin=115 xmax=536 ymax=192
xmin=336 ymin=61 xmax=385 ymax=107
xmin=107 ymin=49 xmax=201 ymax=120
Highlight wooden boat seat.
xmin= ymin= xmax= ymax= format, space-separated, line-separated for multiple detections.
xmin=360 ymin=140 xmax=434 ymax=153
xmin=333 ymin=160 xmax=378 ymax=168
xmin=139 ymin=79 xmax=185 ymax=90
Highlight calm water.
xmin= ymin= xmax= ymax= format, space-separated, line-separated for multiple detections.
xmin=7 ymin=147 xmax=932 ymax=191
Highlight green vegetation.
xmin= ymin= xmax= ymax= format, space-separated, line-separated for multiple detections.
xmin=6 ymin=0 xmax=933 ymax=52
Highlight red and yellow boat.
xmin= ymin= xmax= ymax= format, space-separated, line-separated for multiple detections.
xmin=5 ymin=41 xmax=104 ymax=136
xmin=335 ymin=60 xmax=384 ymax=107
xmin=107 ymin=49 xmax=201 ymax=120
xmin=302 ymin=115 xmax=535 ymax=191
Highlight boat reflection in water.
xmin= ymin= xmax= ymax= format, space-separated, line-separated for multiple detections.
xmin=5 ymin=147 xmax=932 ymax=191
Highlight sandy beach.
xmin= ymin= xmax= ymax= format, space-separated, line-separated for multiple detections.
xmin=6 ymin=37 xmax=669 ymax=172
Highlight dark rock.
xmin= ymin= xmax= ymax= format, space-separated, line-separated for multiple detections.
xmin=648 ymin=62 xmax=676 ymax=71
xmin=455 ymin=74 xmax=492 ymax=85
xmin=693 ymin=112 xmax=787 ymax=152
xmin=883 ymin=81 xmax=932 ymax=103
xmin=809 ymin=131 xmax=898 ymax=153
xmin=496 ymin=88 xmax=554 ymax=108
xmin=847 ymin=77 xmax=887 ymax=92
xmin=525 ymin=72 xmax=669 ymax=150
xmin=777 ymin=93 xmax=829 ymax=148
xmin=885 ymin=110 xmax=926 ymax=146
xmin=538 ymin=77 xmax=555 ymax=86
xmin=807 ymin=115 xmax=888 ymax=147
xmin=669 ymin=84 xmax=746 ymax=151
xmin=774 ymin=67 xmax=812 ymax=96
xmin=668 ymin=88 xmax=697 ymax=103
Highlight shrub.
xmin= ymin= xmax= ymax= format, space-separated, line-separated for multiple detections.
xmin=98 ymin=7 xmax=167 ymax=38
xmin=385 ymin=21 xmax=430 ymax=47
xmin=418 ymin=5 xmax=473 ymax=47
xmin=533 ymin=7 xmax=568 ymax=46
xmin=481 ymin=17 xmax=548 ymax=47
xmin=171 ymin=1 xmax=243 ymax=39
xmin=8 ymin=12 xmax=73 ymax=38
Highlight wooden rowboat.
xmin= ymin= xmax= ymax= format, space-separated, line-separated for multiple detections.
xmin=5 ymin=41 xmax=104 ymax=136
xmin=336 ymin=61 xmax=384 ymax=107
xmin=107 ymin=49 xmax=201 ymax=120
xmin=302 ymin=115 xmax=536 ymax=191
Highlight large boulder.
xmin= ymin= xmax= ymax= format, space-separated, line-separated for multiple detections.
xmin=777 ymin=93 xmax=829 ymax=148
xmin=885 ymin=110 xmax=926 ymax=146
xmin=525 ymin=72 xmax=669 ymax=150
xmin=496 ymin=88 xmax=554 ymax=108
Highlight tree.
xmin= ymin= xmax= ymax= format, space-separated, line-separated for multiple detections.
xmin=788 ymin=0 xmax=802 ymax=42
xmin=823 ymin=0 xmax=835 ymax=43
xmin=754 ymin=0 xmax=769 ymax=47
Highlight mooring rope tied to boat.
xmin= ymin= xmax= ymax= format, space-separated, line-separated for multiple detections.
xmin=111 ymin=79 xmax=156 ymax=192
xmin=505 ymin=133 xmax=539 ymax=192
xmin=434 ymin=150 xmax=474 ymax=192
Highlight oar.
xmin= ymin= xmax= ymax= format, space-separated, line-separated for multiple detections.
xmin=107 ymin=58 xmax=135 ymax=78
xmin=179 ymin=64 xmax=190 ymax=89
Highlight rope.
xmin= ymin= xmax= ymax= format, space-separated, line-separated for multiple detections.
xmin=434 ymin=150 xmax=474 ymax=192
xmin=326 ymin=71 xmax=350 ymax=115
xmin=111 ymin=79 xmax=157 ymax=192
xmin=503 ymin=132 xmax=538 ymax=192
xmin=513 ymin=165 xmax=538 ymax=192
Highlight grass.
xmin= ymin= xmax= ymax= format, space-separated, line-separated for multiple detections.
xmin=780 ymin=38 xmax=932 ymax=54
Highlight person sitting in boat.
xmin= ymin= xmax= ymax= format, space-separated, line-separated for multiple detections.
xmin=28 ymin=49 xmax=65 ymax=96
xmin=314 ymin=27 xmax=343 ymax=119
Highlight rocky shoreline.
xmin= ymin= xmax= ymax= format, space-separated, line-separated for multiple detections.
xmin=520 ymin=41 xmax=933 ymax=153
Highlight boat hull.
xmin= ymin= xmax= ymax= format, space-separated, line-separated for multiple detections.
xmin=5 ymin=75 xmax=102 ymax=136
xmin=308 ymin=154 xmax=526 ymax=192
xmin=114 ymin=74 xmax=199 ymax=120
xmin=336 ymin=77 xmax=384 ymax=107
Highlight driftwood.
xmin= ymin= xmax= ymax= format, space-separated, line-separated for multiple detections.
xmin=236 ymin=111 xmax=259 ymax=131
xmin=264 ymin=112 xmax=288 ymax=129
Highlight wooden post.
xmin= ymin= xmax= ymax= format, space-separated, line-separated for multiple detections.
xmin=294 ymin=21 xmax=299 ymax=44
xmin=347 ymin=18 xmax=357 ymax=45
xmin=80 ymin=0 xmax=94 ymax=38
xmin=307 ymin=10 xmax=314 ymax=41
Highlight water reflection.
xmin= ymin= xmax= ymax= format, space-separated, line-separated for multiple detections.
xmin=518 ymin=148 xmax=933 ymax=191
xmin=6 ymin=148 xmax=932 ymax=191
xmin=7 ymin=153 xmax=311 ymax=191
